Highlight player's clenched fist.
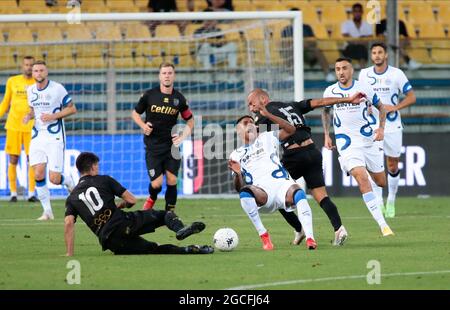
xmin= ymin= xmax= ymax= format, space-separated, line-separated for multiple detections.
xmin=142 ymin=122 xmax=153 ymax=136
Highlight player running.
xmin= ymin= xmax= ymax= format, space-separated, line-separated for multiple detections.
xmin=23 ymin=61 xmax=76 ymax=220
xmin=64 ymin=152 xmax=213 ymax=256
xmin=359 ymin=42 xmax=416 ymax=218
xmin=249 ymin=88 xmax=367 ymax=246
xmin=0 ymin=56 xmax=39 ymax=202
xmin=131 ymin=62 xmax=194 ymax=212
xmin=229 ymin=104 xmax=317 ymax=251
xmin=322 ymin=57 xmax=394 ymax=237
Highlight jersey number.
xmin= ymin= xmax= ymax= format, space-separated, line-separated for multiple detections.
xmin=278 ymin=106 xmax=303 ymax=126
xmin=78 ymin=187 xmax=104 ymax=215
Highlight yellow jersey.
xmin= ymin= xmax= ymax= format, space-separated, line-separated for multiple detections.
xmin=0 ymin=74 xmax=35 ymax=132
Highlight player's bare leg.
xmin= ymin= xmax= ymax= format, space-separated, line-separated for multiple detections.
xmin=143 ymin=174 xmax=163 ymax=210
xmin=49 ymin=170 xmax=75 ymax=193
xmin=351 ymin=167 xmax=393 ymax=236
xmin=34 ymin=163 xmax=53 ymax=220
xmin=310 ymin=186 xmax=347 ymax=245
xmin=286 ymin=185 xmax=316 ymax=249
xmin=239 ymin=185 xmax=273 ymax=250
xmin=26 ymin=155 xmax=38 ymax=202
xmin=8 ymin=154 xmax=19 ymax=202
xmin=165 ymin=170 xmax=178 ymax=211
xmin=386 ymin=156 xmax=400 ymax=218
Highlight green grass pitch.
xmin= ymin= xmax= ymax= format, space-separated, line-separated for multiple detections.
xmin=0 ymin=197 xmax=449 ymax=290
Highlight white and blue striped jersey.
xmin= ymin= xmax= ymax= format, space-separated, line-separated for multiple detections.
xmin=359 ymin=65 xmax=412 ymax=133
xmin=27 ymin=80 xmax=72 ymax=140
xmin=229 ymin=131 xmax=290 ymax=185
xmin=323 ymin=79 xmax=380 ymax=151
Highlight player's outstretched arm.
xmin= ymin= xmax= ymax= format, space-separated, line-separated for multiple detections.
xmin=64 ymin=215 xmax=76 ymax=257
xmin=310 ymin=92 xmax=366 ymax=109
xmin=117 ymin=190 xmax=137 ymax=209
xmin=258 ymin=105 xmax=295 ymax=141
xmin=322 ymin=107 xmax=335 ymax=150
xmin=41 ymin=102 xmax=77 ymax=122
xmin=374 ymin=102 xmax=386 ymax=141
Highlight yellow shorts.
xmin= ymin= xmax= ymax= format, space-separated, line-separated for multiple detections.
xmin=5 ymin=130 xmax=31 ymax=156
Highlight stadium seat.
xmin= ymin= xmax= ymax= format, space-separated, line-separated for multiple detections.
xmin=155 ymin=24 xmax=182 ymax=38
xmin=184 ymin=23 xmax=204 ymax=36
xmin=6 ymin=28 xmax=34 ymax=43
xmin=0 ymin=7 xmax=23 ymax=14
xmin=135 ymin=0 xmax=149 ymax=11
xmin=94 ymin=25 xmax=123 ymax=41
xmin=400 ymin=3 xmax=434 ymax=24
xmin=410 ymin=23 xmax=446 ymax=38
xmin=310 ymin=23 xmax=330 ymax=39
xmin=62 ymin=25 xmax=93 ymax=41
xmin=314 ymin=3 xmax=347 ymax=24
xmin=324 ymin=23 xmax=345 ymax=39
xmin=81 ymin=0 xmax=107 ymax=9
xmin=317 ymin=40 xmax=341 ymax=64
xmin=122 ymin=23 xmax=152 ymax=40
xmin=233 ymin=0 xmax=253 ymax=11
xmin=430 ymin=3 xmax=450 ymax=23
xmin=35 ymin=28 xmax=64 ymax=42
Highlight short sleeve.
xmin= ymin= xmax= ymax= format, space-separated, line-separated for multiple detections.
xmin=229 ymin=150 xmax=239 ymax=162
xmin=107 ymin=176 xmax=127 ymax=197
xmin=59 ymin=85 xmax=72 ymax=107
xmin=397 ymin=70 xmax=413 ymax=95
xmin=341 ymin=21 xmax=349 ymax=35
xmin=177 ymin=93 xmax=193 ymax=121
xmin=65 ymin=200 xmax=78 ymax=220
xmin=293 ymin=99 xmax=313 ymax=114
xmin=135 ymin=92 xmax=148 ymax=114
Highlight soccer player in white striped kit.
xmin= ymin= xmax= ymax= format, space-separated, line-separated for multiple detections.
xmin=23 ymin=61 xmax=77 ymax=220
xmin=359 ymin=42 xmax=416 ymax=218
xmin=322 ymin=57 xmax=393 ymax=237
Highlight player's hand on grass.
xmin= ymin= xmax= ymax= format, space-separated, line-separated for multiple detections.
xmin=348 ymin=91 xmax=367 ymax=104
xmin=374 ymin=127 xmax=384 ymax=141
xmin=142 ymin=122 xmax=153 ymax=136
xmin=228 ymin=160 xmax=241 ymax=174
xmin=384 ymin=105 xmax=397 ymax=113
xmin=40 ymin=113 xmax=56 ymax=122
xmin=324 ymin=134 xmax=335 ymax=150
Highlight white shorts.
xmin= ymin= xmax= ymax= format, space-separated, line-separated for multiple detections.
xmin=29 ymin=132 xmax=65 ymax=173
xmin=383 ymin=131 xmax=402 ymax=158
xmin=255 ymin=177 xmax=298 ymax=214
xmin=338 ymin=143 xmax=385 ymax=174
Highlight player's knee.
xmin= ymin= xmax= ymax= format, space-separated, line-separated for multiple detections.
xmin=375 ymin=175 xmax=387 ymax=187
xmin=34 ymin=170 xmax=45 ymax=181
xmin=9 ymin=156 xmax=19 ymax=165
xmin=49 ymin=174 xmax=61 ymax=185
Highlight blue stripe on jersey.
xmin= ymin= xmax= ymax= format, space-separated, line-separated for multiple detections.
xmin=333 ymin=113 xmax=342 ymax=127
xmin=32 ymin=126 xmax=38 ymax=139
xmin=372 ymin=93 xmax=380 ymax=106
xmin=62 ymin=94 xmax=72 ymax=107
xmin=335 ymin=134 xmax=351 ymax=151
xmin=37 ymin=80 xmax=50 ymax=92
xmin=338 ymin=80 xmax=355 ymax=91
xmin=373 ymin=65 xmax=389 ymax=75
xmin=403 ymin=82 xmax=412 ymax=94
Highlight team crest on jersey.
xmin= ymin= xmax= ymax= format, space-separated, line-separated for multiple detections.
xmin=149 ymin=169 xmax=155 ymax=177
xmin=164 ymin=97 xmax=169 ymax=103
xmin=173 ymin=98 xmax=179 ymax=106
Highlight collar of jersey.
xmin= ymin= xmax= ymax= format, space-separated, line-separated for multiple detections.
xmin=338 ymin=79 xmax=355 ymax=91
xmin=373 ymin=65 xmax=389 ymax=75
xmin=37 ymin=80 xmax=51 ymax=91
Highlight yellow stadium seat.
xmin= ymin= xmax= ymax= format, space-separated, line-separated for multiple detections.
xmin=95 ymin=25 xmax=123 ymax=40
xmin=7 ymin=28 xmax=34 ymax=43
xmin=74 ymin=57 xmax=109 ymax=69
xmin=81 ymin=0 xmax=106 ymax=9
xmin=29 ymin=22 xmax=58 ymax=33
xmin=310 ymin=23 xmax=329 ymax=39
xmin=317 ymin=40 xmax=341 ymax=64
xmin=122 ymin=23 xmax=152 ymax=39
xmin=314 ymin=3 xmax=347 ymax=24
xmin=430 ymin=3 xmax=450 ymax=23
xmin=72 ymin=43 xmax=109 ymax=58
xmin=324 ymin=23 xmax=344 ymax=39
xmin=0 ymin=7 xmax=22 ymax=14
xmin=62 ymin=25 xmax=93 ymax=41
xmin=83 ymin=6 xmax=111 ymax=13
xmin=1 ymin=22 xmax=27 ymax=31
xmin=411 ymin=23 xmax=446 ymax=38
xmin=106 ymin=0 xmax=135 ymax=8
xmin=35 ymin=28 xmax=63 ymax=42
xmin=400 ymin=3 xmax=434 ymax=24
xmin=282 ymin=0 xmax=310 ymax=10
xmin=155 ymin=24 xmax=181 ymax=38
xmin=233 ymin=0 xmax=253 ymax=11
xmin=184 ymin=23 xmax=204 ymax=36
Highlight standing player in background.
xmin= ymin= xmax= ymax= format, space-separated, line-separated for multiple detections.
xmin=249 ymin=89 xmax=367 ymax=246
xmin=131 ymin=63 xmax=194 ymax=212
xmin=0 ymin=56 xmax=38 ymax=202
xmin=322 ymin=57 xmax=393 ymax=237
xmin=23 ymin=61 xmax=77 ymax=220
xmin=359 ymin=42 xmax=416 ymax=218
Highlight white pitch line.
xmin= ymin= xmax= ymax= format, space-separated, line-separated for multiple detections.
xmin=225 ymin=270 xmax=450 ymax=290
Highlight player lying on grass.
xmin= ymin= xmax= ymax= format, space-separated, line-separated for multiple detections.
xmin=64 ymin=152 xmax=213 ymax=256
xmin=228 ymin=104 xmax=317 ymax=251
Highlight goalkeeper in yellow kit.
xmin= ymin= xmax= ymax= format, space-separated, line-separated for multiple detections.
xmin=0 ymin=56 xmax=38 ymax=202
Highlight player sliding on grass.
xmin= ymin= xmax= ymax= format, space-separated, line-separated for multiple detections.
xmin=64 ymin=152 xmax=213 ymax=256
xmin=228 ymin=104 xmax=317 ymax=251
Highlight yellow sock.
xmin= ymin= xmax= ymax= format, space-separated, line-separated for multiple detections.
xmin=29 ymin=165 xmax=36 ymax=194
xmin=8 ymin=163 xmax=17 ymax=195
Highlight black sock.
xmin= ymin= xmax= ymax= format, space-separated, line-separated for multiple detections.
xmin=165 ymin=184 xmax=177 ymax=211
xmin=149 ymin=185 xmax=161 ymax=201
xmin=319 ymin=197 xmax=342 ymax=231
xmin=278 ymin=209 xmax=303 ymax=232
xmin=164 ymin=211 xmax=184 ymax=232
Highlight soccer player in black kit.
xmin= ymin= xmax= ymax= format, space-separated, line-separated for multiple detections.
xmin=131 ymin=62 xmax=194 ymax=211
xmin=64 ymin=152 xmax=213 ymax=256
xmin=248 ymin=88 xmax=366 ymax=246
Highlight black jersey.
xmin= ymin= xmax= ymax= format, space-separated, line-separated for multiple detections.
xmin=135 ymin=87 xmax=192 ymax=153
xmin=255 ymin=100 xmax=314 ymax=150
xmin=65 ymin=175 xmax=127 ymax=244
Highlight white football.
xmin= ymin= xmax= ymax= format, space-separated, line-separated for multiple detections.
xmin=213 ymin=228 xmax=239 ymax=251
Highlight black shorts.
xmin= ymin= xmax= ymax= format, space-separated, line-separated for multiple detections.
xmin=281 ymin=143 xmax=325 ymax=189
xmin=145 ymin=148 xmax=181 ymax=181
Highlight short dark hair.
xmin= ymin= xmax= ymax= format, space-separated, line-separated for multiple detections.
xmin=32 ymin=60 xmax=46 ymax=67
xmin=23 ymin=56 xmax=35 ymax=61
xmin=159 ymin=62 xmax=175 ymax=70
xmin=76 ymin=152 xmax=99 ymax=174
xmin=235 ymin=115 xmax=254 ymax=125
xmin=335 ymin=57 xmax=353 ymax=64
xmin=352 ymin=3 xmax=363 ymax=11
xmin=371 ymin=42 xmax=387 ymax=52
